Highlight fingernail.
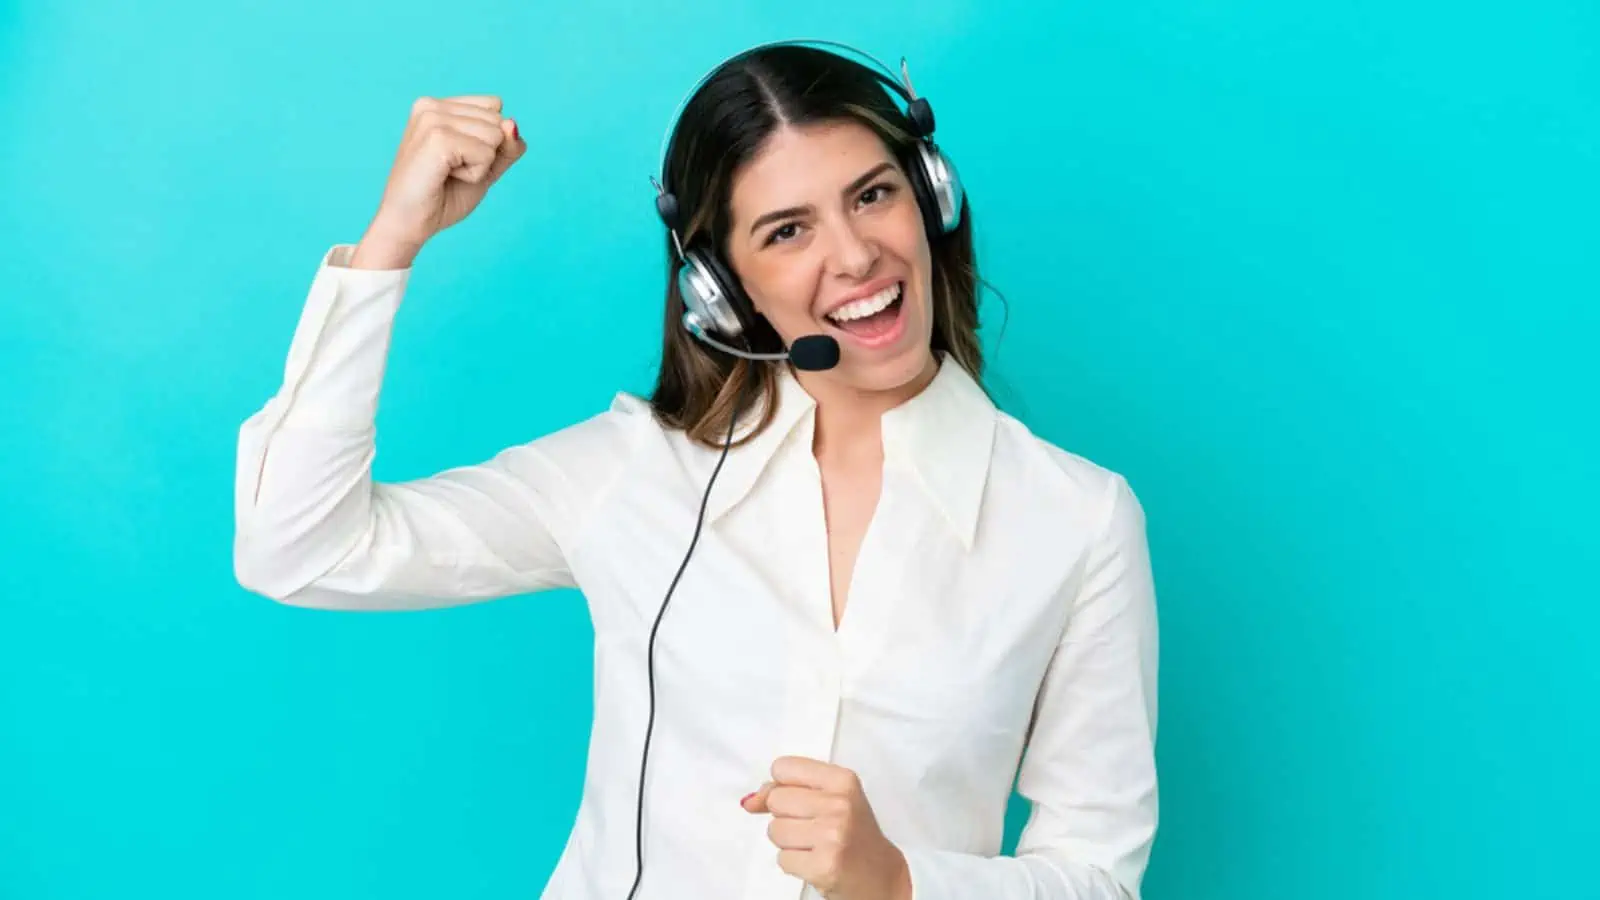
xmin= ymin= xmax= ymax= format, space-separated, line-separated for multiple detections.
xmin=510 ymin=119 xmax=520 ymax=141
xmin=740 ymin=792 xmax=755 ymax=805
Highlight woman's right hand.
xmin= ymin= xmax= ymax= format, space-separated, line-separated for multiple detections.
xmin=351 ymin=95 xmax=527 ymax=269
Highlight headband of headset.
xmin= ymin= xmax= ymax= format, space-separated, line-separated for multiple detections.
xmin=650 ymin=38 xmax=937 ymax=242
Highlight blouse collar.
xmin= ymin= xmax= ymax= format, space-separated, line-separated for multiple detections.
xmin=703 ymin=353 xmax=998 ymax=549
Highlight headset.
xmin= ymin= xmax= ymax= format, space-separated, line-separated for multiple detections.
xmin=649 ymin=38 xmax=965 ymax=368
xmin=625 ymin=39 xmax=965 ymax=900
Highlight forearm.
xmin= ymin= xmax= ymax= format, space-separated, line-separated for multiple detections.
xmin=900 ymin=846 xmax=1138 ymax=900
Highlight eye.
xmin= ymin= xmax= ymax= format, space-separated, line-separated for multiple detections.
xmin=761 ymin=217 xmax=806 ymax=245
xmin=857 ymin=182 xmax=897 ymax=208
xmin=764 ymin=222 xmax=802 ymax=246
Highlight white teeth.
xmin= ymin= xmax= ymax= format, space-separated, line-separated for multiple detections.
xmin=826 ymin=283 xmax=901 ymax=323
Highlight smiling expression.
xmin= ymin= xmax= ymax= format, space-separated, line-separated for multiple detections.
xmin=723 ymin=119 xmax=938 ymax=394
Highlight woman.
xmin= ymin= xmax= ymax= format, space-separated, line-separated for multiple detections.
xmin=234 ymin=40 xmax=1159 ymax=900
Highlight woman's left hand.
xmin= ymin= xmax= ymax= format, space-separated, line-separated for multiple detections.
xmin=742 ymin=756 xmax=912 ymax=900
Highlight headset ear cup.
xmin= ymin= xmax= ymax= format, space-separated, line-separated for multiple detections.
xmin=699 ymin=250 xmax=760 ymax=337
xmin=903 ymin=142 xmax=947 ymax=239
xmin=679 ymin=249 xmax=744 ymax=337
xmin=679 ymin=247 xmax=760 ymax=340
xmin=916 ymin=141 xmax=963 ymax=235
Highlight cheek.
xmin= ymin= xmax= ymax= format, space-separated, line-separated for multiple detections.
xmin=890 ymin=205 xmax=932 ymax=272
xmin=747 ymin=263 xmax=817 ymax=325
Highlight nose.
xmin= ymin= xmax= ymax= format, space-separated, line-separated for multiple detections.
xmin=826 ymin=218 xmax=879 ymax=279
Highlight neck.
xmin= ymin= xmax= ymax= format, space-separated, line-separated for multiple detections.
xmin=799 ymin=354 xmax=940 ymax=466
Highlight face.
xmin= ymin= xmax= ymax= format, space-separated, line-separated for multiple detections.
xmin=724 ymin=120 xmax=937 ymax=396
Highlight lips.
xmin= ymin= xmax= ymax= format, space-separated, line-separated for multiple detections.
xmin=819 ymin=277 xmax=904 ymax=321
xmin=821 ymin=280 xmax=907 ymax=349
xmin=824 ymin=281 xmax=902 ymax=326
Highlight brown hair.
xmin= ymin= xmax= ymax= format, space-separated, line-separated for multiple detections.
xmin=648 ymin=45 xmax=984 ymax=447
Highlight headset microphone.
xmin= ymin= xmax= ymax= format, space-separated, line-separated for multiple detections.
xmin=685 ymin=322 xmax=841 ymax=372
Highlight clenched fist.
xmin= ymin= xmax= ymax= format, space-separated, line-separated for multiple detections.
xmin=742 ymin=756 xmax=913 ymax=900
xmin=352 ymin=94 xmax=527 ymax=269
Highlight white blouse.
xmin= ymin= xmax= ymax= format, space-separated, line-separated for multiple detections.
xmin=233 ymin=245 xmax=1160 ymax=900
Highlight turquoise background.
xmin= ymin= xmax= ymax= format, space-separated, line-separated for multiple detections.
xmin=2 ymin=1 xmax=1594 ymax=897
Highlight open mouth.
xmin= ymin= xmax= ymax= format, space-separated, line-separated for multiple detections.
xmin=823 ymin=281 xmax=906 ymax=346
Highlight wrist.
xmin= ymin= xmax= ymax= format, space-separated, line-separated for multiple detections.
xmin=351 ymin=226 xmax=424 ymax=270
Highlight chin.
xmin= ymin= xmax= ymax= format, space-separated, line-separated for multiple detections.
xmin=832 ymin=325 xmax=938 ymax=395
xmin=835 ymin=344 xmax=936 ymax=393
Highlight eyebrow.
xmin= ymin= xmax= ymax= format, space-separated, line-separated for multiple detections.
xmin=747 ymin=161 xmax=897 ymax=236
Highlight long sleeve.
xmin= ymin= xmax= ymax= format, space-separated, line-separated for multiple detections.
xmin=900 ymin=473 xmax=1160 ymax=900
xmin=233 ymin=244 xmax=633 ymax=611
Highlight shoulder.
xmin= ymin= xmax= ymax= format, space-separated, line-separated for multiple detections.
xmin=484 ymin=389 xmax=673 ymax=494
xmin=525 ymin=390 xmax=656 ymax=457
xmin=988 ymin=409 xmax=1144 ymax=537
xmin=512 ymin=388 xmax=728 ymax=491
xmin=471 ymin=391 xmax=681 ymax=548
